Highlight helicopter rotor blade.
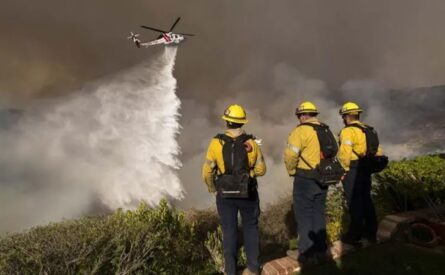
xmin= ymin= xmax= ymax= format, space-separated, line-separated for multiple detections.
xmin=178 ymin=33 xmax=195 ymax=37
xmin=168 ymin=17 xmax=181 ymax=32
xmin=140 ymin=26 xmax=168 ymax=33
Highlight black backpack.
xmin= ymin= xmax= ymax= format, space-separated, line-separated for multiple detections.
xmin=214 ymin=133 xmax=254 ymax=198
xmin=298 ymin=123 xmax=345 ymax=187
xmin=345 ymin=124 xmax=388 ymax=173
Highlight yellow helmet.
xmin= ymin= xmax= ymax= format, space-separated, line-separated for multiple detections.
xmin=339 ymin=102 xmax=363 ymax=115
xmin=295 ymin=101 xmax=319 ymax=115
xmin=221 ymin=104 xmax=248 ymax=124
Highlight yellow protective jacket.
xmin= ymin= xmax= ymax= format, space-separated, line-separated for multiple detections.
xmin=202 ymin=129 xmax=266 ymax=193
xmin=284 ymin=118 xmax=321 ymax=176
xmin=338 ymin=121 xmax=383 ymax=171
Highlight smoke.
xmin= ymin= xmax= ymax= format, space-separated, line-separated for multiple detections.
xmin=1 ymin=0 xmax=445 ymax=224
xmin=0 ymin=47 xmax=182 ymax=232
xmin=177 ymin=62 xmax=445 ymax=209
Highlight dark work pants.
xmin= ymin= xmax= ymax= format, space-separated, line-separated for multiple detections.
xmin=343 ymin=166 xmax=378 ymax=240
xmin=293 ymin=175 xmax=328 ymax=255
xmin=216 ymin=192 xmax=260 ymax=275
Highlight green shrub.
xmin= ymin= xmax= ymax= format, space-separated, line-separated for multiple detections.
xmin=259 ymin=195 xmax=296 ymax=253
xmin=0 ymin=200 xmax=215 ymax=275
xmin=204 ymin=226 xmax=246 ymax=273
xmin=259 ymin=188 xmax=347 ymax=247
xmin=325 ymin=185 xmax=348 ymax=242
xmin=185 ymin=208 xmax=219 ymax=241
xmin=374 ymin=155 xmax=445 ymax=213
xmin=205 ymin=226 xmax=225 ymax=273
xmin=2 ymin=155 xmax=442 ymax=274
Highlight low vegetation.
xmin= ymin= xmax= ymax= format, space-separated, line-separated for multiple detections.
xmin=374 ymin=154 xmax=445 ymax=213
xmin=0 ymin=201 xmax=214 ymax=274
xmin=0 ymin=155 xmax=443 ymax=273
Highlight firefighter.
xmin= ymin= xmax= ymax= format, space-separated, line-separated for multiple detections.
xmin=338 ymin=102 xmax=383 ymax=245
xmin=202 ymin=104 xmax=266 ymax=275
xmin=284 ymin=101 xmax=330 ymax=266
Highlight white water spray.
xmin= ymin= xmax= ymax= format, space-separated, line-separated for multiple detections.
xmin=0 ymin=47 xmax=183 ymax=232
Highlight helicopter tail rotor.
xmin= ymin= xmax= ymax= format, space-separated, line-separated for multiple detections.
xmin=127 ymin=32 xmax=140 ymax=40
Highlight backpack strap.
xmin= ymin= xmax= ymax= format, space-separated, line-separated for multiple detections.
xmin=345 ymin=123 xmax=368 ymax=131
xmin=214 ymin=134 xmax=232 ymax=174
xmin=215 ymin=133 xmax=233 ymax=144
xmin=215 ymin=133 xmax=254 ymax=144
xmin=241 ymin=134 xmax=254 ymax=143
xmin=343 ymin=123 xmax=374 ymax=158
xmin=298 ymin=122 xmax=320 ymax=129
xmin=298 ymin=122 xmax=331 ymax=129
xmin=299 ymin=154 xmax=314 ymax=170
xmin=214 ymin=133 xmax=255 ymax=174
xmin=296 ymin=122 xmax=322 ymax=170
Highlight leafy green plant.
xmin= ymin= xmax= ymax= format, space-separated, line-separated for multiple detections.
xmin=259 ymin=195 xmax=296 ymax=253
xmin=205 ymin=226 xmax=225 ymax=273
xmin=374 ymin=155 xmax=445 ymax=213
xmin=0 ymin=200 xmax=214 ymax=275
xmin=205 ymin=225 xmax=247 ymax=273
xmin=2 ymin=155 xmax=443 ymax=274
xmin=288 ymin=237 xmax=298 ymax=250
xmin=325 ymin=185 xmax=348 ymax=242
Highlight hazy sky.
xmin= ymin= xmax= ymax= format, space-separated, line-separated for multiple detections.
xmin=2 ymin=0 xmax=445 ymax=105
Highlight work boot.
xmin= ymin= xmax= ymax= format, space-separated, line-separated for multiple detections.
xmin=286 ymin=249 xmax=299 ymax=261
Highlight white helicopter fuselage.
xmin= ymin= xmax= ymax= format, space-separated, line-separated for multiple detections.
xmin=129 ymin=32 xmax=185 ymax=48
xmin=162 ymin=32 xmax=185 ymax=45
xmin=130 ymin=17 xmax=193 ymax=49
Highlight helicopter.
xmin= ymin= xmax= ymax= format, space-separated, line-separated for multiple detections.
xmin=128 ymin=17 xmax=194 ymax=48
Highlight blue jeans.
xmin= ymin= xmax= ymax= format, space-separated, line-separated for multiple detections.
xmin=216 ymin=192 xmax=260 ymax=275
xmin=343 ymin=166 xmax=377 ymax=240
xmin=293 ymin=175 xmax=328 ymax=255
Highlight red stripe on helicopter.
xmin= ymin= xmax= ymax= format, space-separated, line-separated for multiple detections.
xmin=163 ymin=34 xmax=171 ymax=42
